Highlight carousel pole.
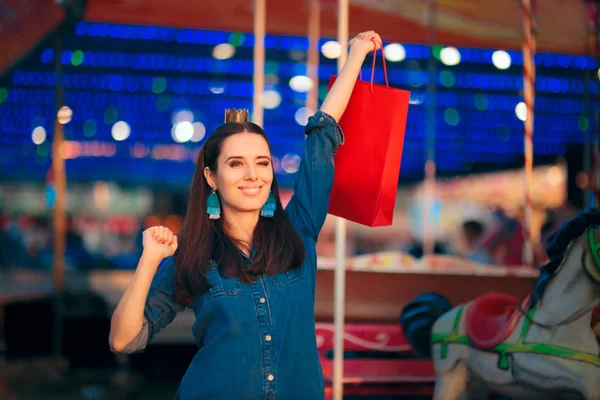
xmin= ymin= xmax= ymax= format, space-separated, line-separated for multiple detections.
xmin=253 ymin=0 xmax=266 ymax=126
xmin=333 ymin=2 xmax=348 ymax=399
xmin=423 ymin=0 xmax=437 ymax=257
xmin=521 ymin=0 xmax=536 ymax=268
xmin=307 ymin=0 xmax=320 ymax=114
xmin=52 ymin=26 xmax=67 ymax=356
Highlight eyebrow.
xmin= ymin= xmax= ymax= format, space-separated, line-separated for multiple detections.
xmin=224 ymin=155 xmax=271 ymax=162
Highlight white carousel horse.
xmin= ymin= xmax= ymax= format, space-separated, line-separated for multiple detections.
xmin=401 ymin=209 xmax=600 ymax=400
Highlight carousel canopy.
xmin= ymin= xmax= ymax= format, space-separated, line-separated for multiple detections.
xmin=83 ymin=0 xmax=595 ymax=55
xmin=3 ymin=0 xmax=592 ymax=75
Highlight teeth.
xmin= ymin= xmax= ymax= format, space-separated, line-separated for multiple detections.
xmin=240 ymin=187 xmax=260 ymax=194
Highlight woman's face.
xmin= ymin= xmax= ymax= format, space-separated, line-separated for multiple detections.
xmin=204 ymin=132 xmax=274 ymax=217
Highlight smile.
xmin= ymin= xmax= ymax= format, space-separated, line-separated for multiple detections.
xmin=238 ymin=186 xmax=263 ymax=195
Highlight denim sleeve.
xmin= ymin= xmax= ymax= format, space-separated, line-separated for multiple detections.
xmin=112 ymin=256 xmax=185 ymax=354
xmin=145 ymin=256 xmax=185 ymax=340
xmin=112 ymin=318 xmax=150 ymax=354
xmin=285 ymin=110 xmax=344 ymax=241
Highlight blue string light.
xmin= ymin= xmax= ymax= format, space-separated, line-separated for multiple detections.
xmin=1 ymin=22 xmax=592 ymax=183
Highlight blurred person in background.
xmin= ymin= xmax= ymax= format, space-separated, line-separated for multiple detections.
xmin=453 ymin=220 xmax=494 ymax=264
xmin=109 ymin=31 xmax=383 ymax=400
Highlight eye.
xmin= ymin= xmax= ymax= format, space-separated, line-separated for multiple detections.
xmin=258 ymin=161 xmax=271 ymax=167
xmin=229 ymin=160 xmax=243 ymax=167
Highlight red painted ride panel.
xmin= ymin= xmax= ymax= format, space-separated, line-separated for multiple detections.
xmin=317 ymin=323 xmax=435 ymax=397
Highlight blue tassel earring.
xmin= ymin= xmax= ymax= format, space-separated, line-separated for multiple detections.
xmin=206 ymin=189 xmax=221 ymax=220
xmin=260 ymin=191 xmax=276 ymax=218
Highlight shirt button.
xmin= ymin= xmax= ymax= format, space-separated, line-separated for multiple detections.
xmin=267 ymin=374 xmax=274 ymax=381
xmin=319 ymin=117 xmax=324 ymax=121
xmin=260 ymin=298 xmax=266 ymax=303
xmin=265 ymin=335 xmax=272 ymax=341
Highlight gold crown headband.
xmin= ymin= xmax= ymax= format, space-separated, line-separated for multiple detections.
xmin=224 ymin=108 xmax=249 ymax=123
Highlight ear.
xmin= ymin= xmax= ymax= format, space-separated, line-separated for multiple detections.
xmin=204 ymin=167 xmax=217 ymax=190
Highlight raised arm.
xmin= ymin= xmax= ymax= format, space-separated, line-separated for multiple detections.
xmin=320 ymin=31 xmax=382 ymax=121
xmin=285 ymin=31 xmax=382 ymax=241
xmin=109 ymin=226 xmax=183 ymax=353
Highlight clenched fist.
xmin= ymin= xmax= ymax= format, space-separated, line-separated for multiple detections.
xmin=142 ymin=226 xmax=178 ymax=262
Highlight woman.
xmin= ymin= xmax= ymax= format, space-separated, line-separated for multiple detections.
xmin=109 ymin=31 xmax=382 ymax=400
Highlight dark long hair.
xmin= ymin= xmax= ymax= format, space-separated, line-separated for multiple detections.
xmin=174 ymin=122 xmax=305 ymax=305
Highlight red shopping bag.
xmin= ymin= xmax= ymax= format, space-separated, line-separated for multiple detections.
xmin=327 ymin=44 xmax=410 ymax=227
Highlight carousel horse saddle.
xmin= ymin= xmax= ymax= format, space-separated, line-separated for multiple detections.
xmin=466 ymin=292 xmax=523 ymax=350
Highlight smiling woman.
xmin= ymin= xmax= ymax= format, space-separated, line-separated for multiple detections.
xmin=109 ymin=30 xmax=383 ymax=400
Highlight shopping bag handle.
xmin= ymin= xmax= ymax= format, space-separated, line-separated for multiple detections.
xmin=358 ymin=39 xmax=389 ymax=92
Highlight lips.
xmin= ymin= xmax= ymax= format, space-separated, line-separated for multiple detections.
xmin=239 ymin=186 xmax=263 ymax=195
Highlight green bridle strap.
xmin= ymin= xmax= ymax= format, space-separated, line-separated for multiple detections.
xmin=587 ymin=229 xmax=600 ymax=283
xmin=431 ymin=304 xmax=600 ymax=369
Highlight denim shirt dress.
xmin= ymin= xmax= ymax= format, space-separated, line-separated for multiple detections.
xmin=116 ymin=111 xmax=343 ymax=400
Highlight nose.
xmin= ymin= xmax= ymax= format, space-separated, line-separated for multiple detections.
xmin=244 ymin=164 xmax=258 ymax=180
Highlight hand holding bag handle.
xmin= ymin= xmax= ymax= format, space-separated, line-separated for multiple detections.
xmin=358 ymin=39 xmax=389 ymax=92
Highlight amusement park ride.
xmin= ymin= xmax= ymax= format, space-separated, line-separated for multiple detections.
xmin=402 ymin=209 xmax=600 ymax=400
xmin=2 ymin=1 xmax=600 ymax=399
